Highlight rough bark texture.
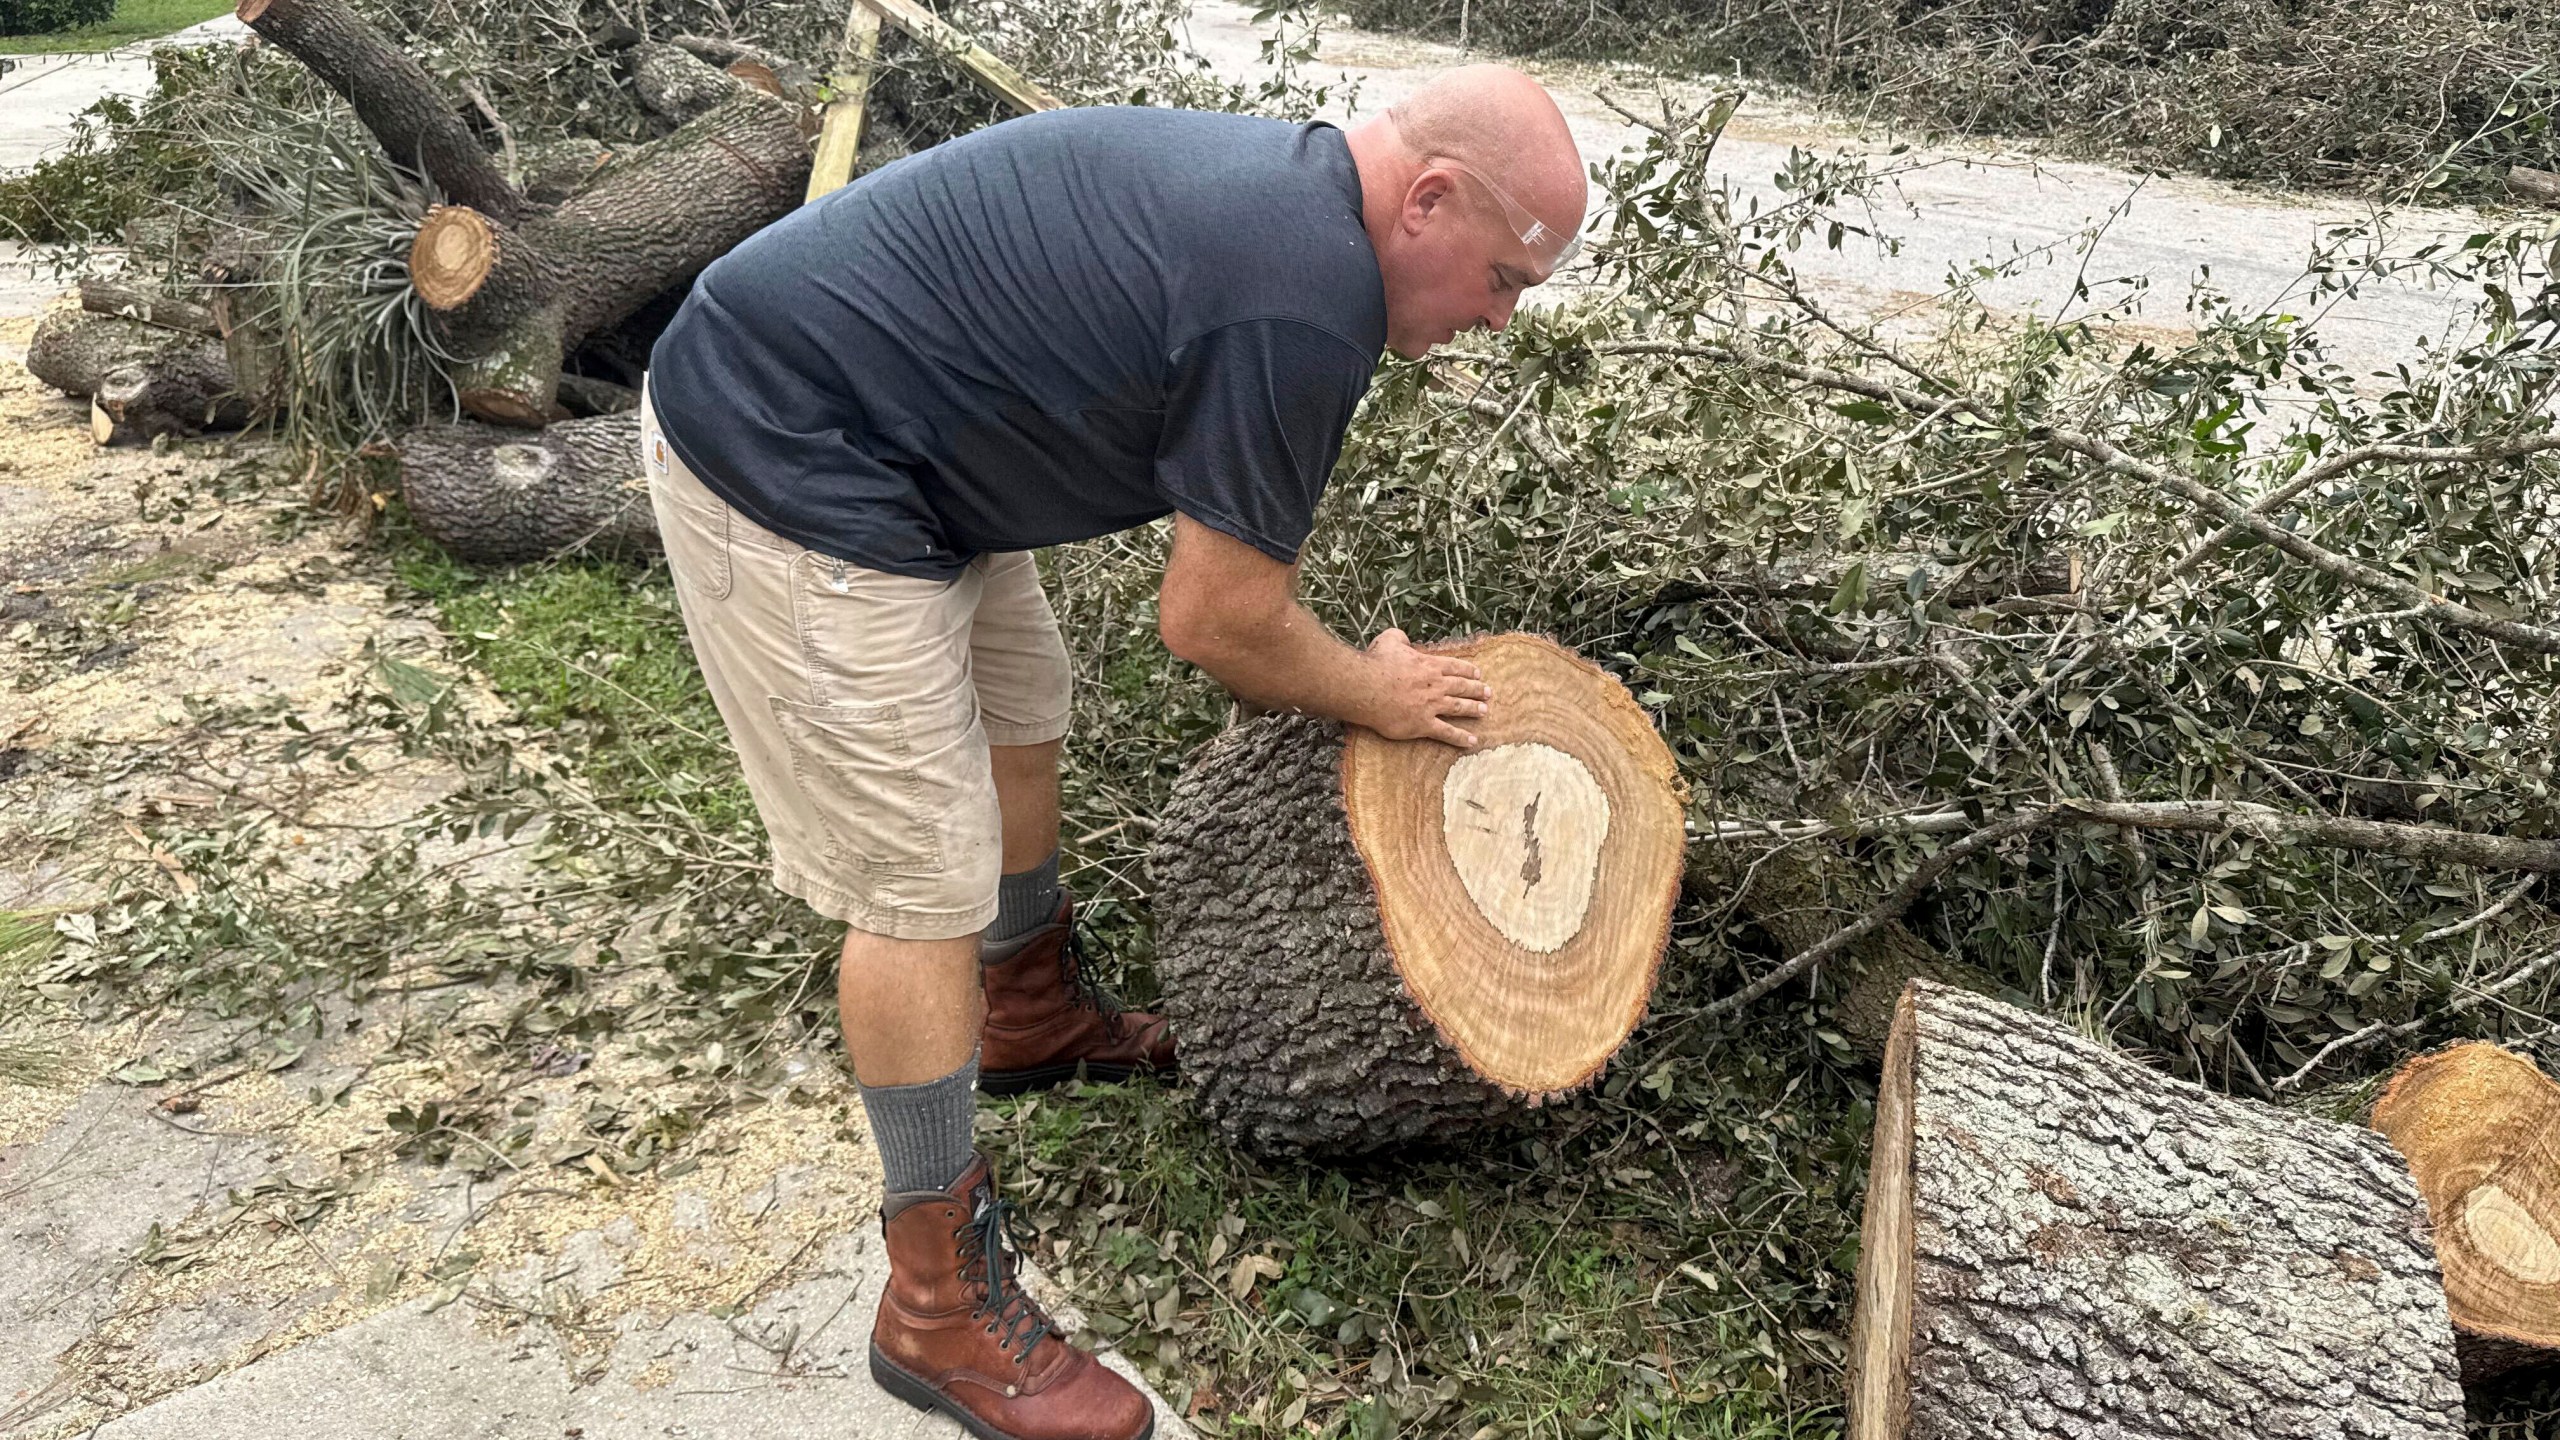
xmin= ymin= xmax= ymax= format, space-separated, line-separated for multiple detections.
xmin=77 ymin=278 xmax=219 ymax=336
xmin=629 ymin=41 xmax=748 ymax=122
xmin=1848 ymin=980 xmax=2465 ymax=1440
xmin=407 ymin=89 xmax=809 ymax=426
xmin=397 ymin=413 xmax=656 ymax=563
xmin=236 ymin=0 xmax=524 ymax=222
xmin=1152 ymin=714 xmax=1517 ymax=1157
xmin=26 ymin=309 xmax=246 ymax=436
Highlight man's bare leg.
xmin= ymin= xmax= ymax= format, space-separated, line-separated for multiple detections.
xmin=991 ymin=738 xmax=1064 ymax=870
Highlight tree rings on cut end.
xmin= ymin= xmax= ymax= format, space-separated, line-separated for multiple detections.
xmin=409 ymin=205 xmax=501 ymax=310
xmin=1342 ymin=633 xmax=1684 ymax=1096
xmin=2372 ymin=1042 xmax=2560 ymax=1380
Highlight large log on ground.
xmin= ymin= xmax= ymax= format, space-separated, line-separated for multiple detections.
xmin=2370 ymin=1042 xmax=2560 ymax=1384
xmin=26 ymin=308 xmax=246 ymax=440
xmin=1150 ymin=634 xmax=1685 ymax=1156
xmin=396 ymin=413 xmax=656 ymax=563
xmin=405 ymin=88 xmax=810 ymax=425
xmin=1845 ymin=980 xmax=2465 ymax=1438
xmin=236 ymin=0 xmax=524 ymax=223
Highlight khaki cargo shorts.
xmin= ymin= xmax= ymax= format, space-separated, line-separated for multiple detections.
xmin=638 ymin=380 xmax=1071 ymax=940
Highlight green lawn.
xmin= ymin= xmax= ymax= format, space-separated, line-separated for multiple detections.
xmin=0 ymin=0 xmax=232 ymax=54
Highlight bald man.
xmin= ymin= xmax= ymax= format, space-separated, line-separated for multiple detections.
xmin=639 ymin=67 xmax=1584 ymax=1439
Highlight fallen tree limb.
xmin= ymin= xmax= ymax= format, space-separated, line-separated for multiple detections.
xmin=397 ymin=412 xmax=656 ymax=562
xmin=405 ymin=87 xmax=810 ymax=424
xmin=236 ymin=0 xmax=525 ymax=223
xmin=1603 ymin=339 xmax=2560 ymax=656
xmin=26 ymin=308 xmax=247 ymax=439
xmin=1689 ymin=808 xmax=2052 ymax=1024
xmin=77 ymin=278 xmax=219 ymax=336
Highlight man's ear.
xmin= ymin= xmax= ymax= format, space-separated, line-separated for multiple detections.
xmin=1402 ymin=169 xmax=1459 ymax=238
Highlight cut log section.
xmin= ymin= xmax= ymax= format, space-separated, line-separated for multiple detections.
xmin=1150 ymin=634 xmax=1684 ymax=1156
xmin=27 ymin=308 xmax=247 ymax=439
xmin=397 ymin=413 xmax=657 ymax=563
xmin=403 ymin=87 xmax=810 ymax=425
xmin=1845 ymin=980 xmax=2465 ymax=1439
xmin=2370 ymin=1042 xmax=2560 ymax=1383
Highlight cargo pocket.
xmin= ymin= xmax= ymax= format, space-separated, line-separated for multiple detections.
xmin=769 ymin=697 xmax=945 ymax=875
xmin=643 ymin=420 xmax=733 ymax=602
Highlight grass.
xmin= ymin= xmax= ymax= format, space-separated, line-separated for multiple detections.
xmin=385 ymin=537 xmax=1865 ymax=1438
xmin=0 ymin=0 xmax=230 ymax=54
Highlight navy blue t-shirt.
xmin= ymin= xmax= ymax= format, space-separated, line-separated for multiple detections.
xmin=645 ymin=107 xmax=1386 ymax=581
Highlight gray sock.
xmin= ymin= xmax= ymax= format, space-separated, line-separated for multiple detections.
xmin=859 ymin=1050 xmax=979 ymax=1194
xmin=988 ymin=850 xmax=1062 ymax=944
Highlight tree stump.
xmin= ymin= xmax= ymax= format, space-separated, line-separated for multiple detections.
xmin=2370 ymin=1042 xmax=2560 ymax=1383
xmin=1846 ymin=980 xmax=2465 ymax=1439
xmin=1150 ymin=633 xmax=1685 ymax=1156
xmin=26 ymin=309 xmax=246 ymax=440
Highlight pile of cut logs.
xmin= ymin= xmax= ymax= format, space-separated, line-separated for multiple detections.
xmin=25 ymin=0 xmax=1050 ymax=564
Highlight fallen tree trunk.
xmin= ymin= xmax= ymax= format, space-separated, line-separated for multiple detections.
xmin=397 ymin=413 xmax=656 ymax=562
xmin=26 ymin=308 xmax=247 ymax=440
xmin=235 ymin=0 xmax=525 ymax=223
xmin=405 ymin=85 xmax=810 ymax=425
xmin=1846 ymin=980 xmax=2466 ymax=1439
xmin=2370 ymin=1042 xmax=2560 ymax=1385
xmin=1150 ymin=634 xmax=1685 ymax=1156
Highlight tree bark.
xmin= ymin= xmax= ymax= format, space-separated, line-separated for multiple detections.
xmin=26 ymin=309 xmax=247 ymax=438
xmin=397 ymin=413 xmax=657 ymax=563
xmin=235 ymin=0 xmax=524 ymax=223
xmin=2369 ymin=1042 xmax=2560 ymax=1385
xmin=1150 ymin=635 xmax=1685 ymax=1156
xmin=77 ymin=278 xmax=220 ymax=336
xmin=1846 ymin=980 xmax=2466 ymax=1439
xmin=403 ymin=88 xmax=810 ymax=426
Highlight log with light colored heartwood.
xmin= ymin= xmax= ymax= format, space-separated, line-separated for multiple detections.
xmin=396 ymin=413 xmax=656 ymax=562
xmin=1150 ymin=634 xmax=1685 ymax=1156
xmin=2370 ymin=1041 xmax=2560 ymax=1384
xmin=1845 ymin=980 xmax=2466 ymax=1439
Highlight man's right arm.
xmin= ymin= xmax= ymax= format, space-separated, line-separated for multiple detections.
xmin=1157 ymin=514 xmax=1491 ymax=748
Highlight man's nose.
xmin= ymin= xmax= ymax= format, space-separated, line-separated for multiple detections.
xmin=1485 ymin=292 xmax=1520 ymax=332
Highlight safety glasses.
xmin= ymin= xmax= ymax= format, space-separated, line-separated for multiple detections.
xmin=1431 ymin=155 xmax=1583 ymax=273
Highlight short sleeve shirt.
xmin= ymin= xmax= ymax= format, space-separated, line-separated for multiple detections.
xmin=645 ymin=107 xmax=1386 ymax=581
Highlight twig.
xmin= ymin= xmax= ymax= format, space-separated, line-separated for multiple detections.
xmin=1691 ymin=809 xmax=2054 ymax=1023
xmin=2272 ymin=942 xmax=2560 ymax=1092
xmin=1598 ymin=340 xmax=2560 ymax=656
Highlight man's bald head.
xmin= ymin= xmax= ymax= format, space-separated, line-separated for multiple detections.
xmin=1382 ymin=65 xmax=1585 ymax=236
xmin=1344 ymin=67 xmax=1587 ymax=358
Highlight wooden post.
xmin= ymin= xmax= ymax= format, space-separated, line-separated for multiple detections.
xmin=806 ymin=1 xmax=885 ymax=201
xmin=858 ymin=0 xmax=1060 ymax=116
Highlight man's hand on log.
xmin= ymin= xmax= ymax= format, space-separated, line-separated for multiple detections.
xmin=1364 ymin=629 xmax=1491 ymax=749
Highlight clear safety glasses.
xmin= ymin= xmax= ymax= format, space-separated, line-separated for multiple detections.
xmin=1430 ymin=155 xmax=1583 ymax=273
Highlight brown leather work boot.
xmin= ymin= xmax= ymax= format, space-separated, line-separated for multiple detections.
xmin=871 ymin=1154 xmax=1155 ymax=1440
xmin=979 ymin=899 xmax=1175 ymax=1095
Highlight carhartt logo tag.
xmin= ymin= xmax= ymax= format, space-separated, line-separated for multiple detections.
xmin=648 ymin=435 xmax=671 ymax=475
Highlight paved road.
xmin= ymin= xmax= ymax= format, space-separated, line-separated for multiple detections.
xmin=1179 ymin=0 xmax=2496 ymax=381
xmin=0 ymin=15 xmax=245 ymax=316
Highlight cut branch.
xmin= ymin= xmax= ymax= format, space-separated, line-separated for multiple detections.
xmin=236 ymin=0 xmax=524 ymax=223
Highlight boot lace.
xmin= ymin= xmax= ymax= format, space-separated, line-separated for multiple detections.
xmin=956 ymin=1193 xmax=1054 ymax=1366
xmin=1062 ymin=923 xmax=1130 ymax=1041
